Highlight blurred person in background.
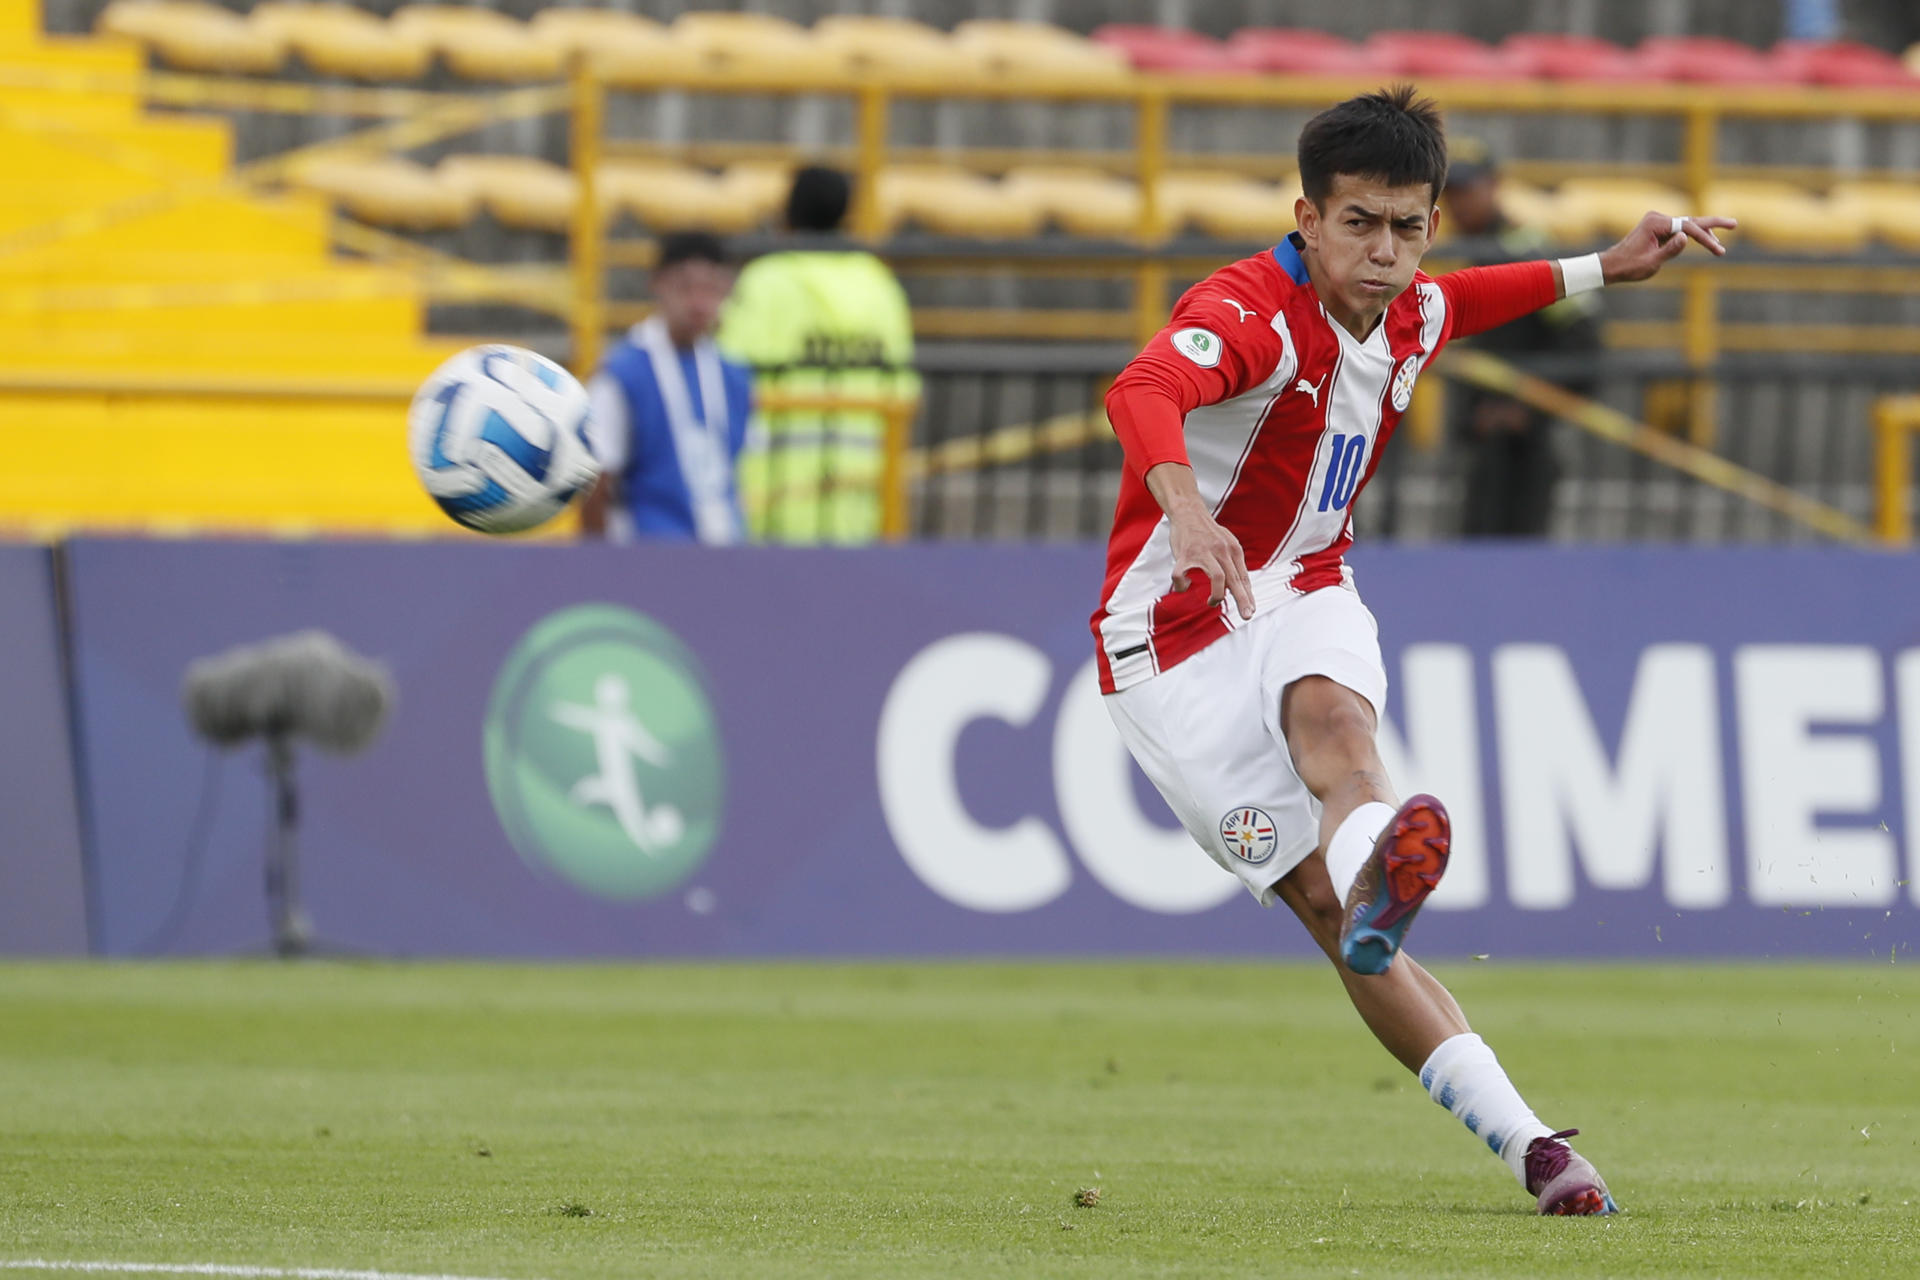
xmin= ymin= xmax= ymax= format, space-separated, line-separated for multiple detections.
xmin=718 ymin=166 xmax=918 ymax=544
xmin=580 ymin=232 xmax=754 ymax=545
xmin=1441 ymin=140 xmax=1601 ymax=538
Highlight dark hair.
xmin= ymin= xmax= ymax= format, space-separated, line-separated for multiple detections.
xmin=786 ymin=165 xmax=851 ymax=233
xmin=655 ymin=230 xmax=729 ymax=272
xmin=1297 ymin=85 xmax=1448 ymax=209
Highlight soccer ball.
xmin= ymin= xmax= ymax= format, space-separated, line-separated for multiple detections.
xmin=409 ymin=344 xmax=601 ymax=534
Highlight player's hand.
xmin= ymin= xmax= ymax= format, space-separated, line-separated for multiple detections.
xmin=1599 ymin=212 xmax=1738 ymax=283
xmin=1168 ymin=507 xmax=1255 ymax=620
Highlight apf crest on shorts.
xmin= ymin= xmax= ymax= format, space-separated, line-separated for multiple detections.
xmin=1219 ymin=807 xmax=1277 ymax=864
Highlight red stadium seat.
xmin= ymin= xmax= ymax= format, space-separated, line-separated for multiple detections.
xmin=1771 ymin=41 xmax=1919 ymax=89
xmin=1500 ymin=33 xmax=1656 ymax=83
xmin=1227 ymin=28 xmax=1382 ymax=75
xmin=1365 ymin=31 xmax=1530 ymax=80
xmin=1091 ymin=24 xmax=1228 ymax=71
xmin=1637 ymin=36 xmax=1789 ymax=85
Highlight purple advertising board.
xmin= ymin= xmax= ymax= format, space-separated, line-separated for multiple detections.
xmin=0 ymin=544 xmax=90 ymax=955
xmin=64 ymin=537 xmax=1920 ymax=959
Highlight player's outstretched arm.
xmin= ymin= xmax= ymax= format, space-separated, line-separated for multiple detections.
xmin=1586 ymin=211 xmax=1738 ymax=287
xmin=1437 ymin=211 xmax=1739 ymax=342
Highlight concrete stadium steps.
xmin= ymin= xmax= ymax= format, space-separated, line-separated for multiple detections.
xmin=3 ymin=386 xmax=459 ymax=536
xmin=0 ymin=8 xmax=459 ymax=535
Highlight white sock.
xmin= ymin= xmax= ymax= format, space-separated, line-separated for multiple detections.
xmin=1324 ymin=801 xmax=1396 ymax=901
xmin=1419 ymin=1032 xmax=1555 ymax=1186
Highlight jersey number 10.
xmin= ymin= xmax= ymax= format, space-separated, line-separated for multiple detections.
xmin=1316 ymin=433 xmax=1368 ymax=513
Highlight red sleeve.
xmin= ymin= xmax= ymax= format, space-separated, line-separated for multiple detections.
xmin=1104 ymin=292 xmax=1283 ymax=474
xmin=1434 ymin=261 xmax=1559 ymax=344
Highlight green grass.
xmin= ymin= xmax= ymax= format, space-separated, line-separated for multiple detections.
xmin=1 ymin=961 xmax=1916 ymax=1279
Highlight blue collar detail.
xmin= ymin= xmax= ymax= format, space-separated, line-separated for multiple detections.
xmin=1271 ymin=233 xmax=1310 ymax=285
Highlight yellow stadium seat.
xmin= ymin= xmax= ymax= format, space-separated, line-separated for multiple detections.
xmin=437 ymin=155 xmax=577 ymax=232
xmin=97 ymin=1 xmax=286 ymax=74
xmin=810 ymin=14 xmax=978 ymax=82
xmin=875 ymin=165 xmax=1045 ymax=238
xmin=1704 ymin=180 xmax=1868 ymax=253
xmin=1486 ymin=180 xmax=1571 ymax=243
xmin=670 ymin=11 xmax=838 ymax=82
xmin=1551 ymin=178 xmax=1690 ymax=240
xmin=528 ymin=7 xmax=674 ymax=79
xmin=249 ymin=3 xmax=431 ymax=81
xmin=1155 ymin=171 xmax=1296 ymax=241
xmin=719 ymin=162 xmax=793 ymax=227
xmin=1907 ymin=44 xmax=1920 ymax=77
xmin=600 ymin=163 xmax=773 ymax=234
xmin=390 ymin=5 xmax=561 ymax=81
xmin=285 ymin=155 xmax=474 ymax=230
xmin=1828 ymin=180 xmax=1920 ymax=252
xmin=950 ymin=20 xmax=1130 ymax=87
xmin=1001 ymin=166 xmax=1142 ymax=239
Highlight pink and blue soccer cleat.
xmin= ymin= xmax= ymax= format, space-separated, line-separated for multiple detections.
xmin=1338 ymin=794 xmax=1450 ymax=976
xmin=1525 ymin=1129 xmax=1620 ymax=1216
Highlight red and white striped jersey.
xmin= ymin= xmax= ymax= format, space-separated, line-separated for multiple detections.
xmin=1093 ymin=235 xmax=1556 ymax=693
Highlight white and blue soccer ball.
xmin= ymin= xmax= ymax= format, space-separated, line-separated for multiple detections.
xmin=409 ymin=344 xmax=601 ymax=534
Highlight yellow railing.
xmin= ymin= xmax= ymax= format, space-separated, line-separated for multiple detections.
xmin=569 ymin=61 xmax=1920 ymax=449
xmin=1875 ymin=396 xmax=1920 ymax=545
xmin=8 ymin=57 xmax=1918 ymax=382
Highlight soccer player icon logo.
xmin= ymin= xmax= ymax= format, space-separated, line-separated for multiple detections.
xmin=549 ymin=673 xmax=686 ymax=855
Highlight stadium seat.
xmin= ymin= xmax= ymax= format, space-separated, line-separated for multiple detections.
xmin=390 ymin=6 xmax=562 ymax=82
xmin=1828 ymin=181 xmax=1920 ymax=251
xmin=437 ymin=155 xmax=576 ymax=231
xmin=97 ymin=1 xmax=287 ymax=75
xmin=528 ymin=8 xmax=679 ymax=82
xmin=1090 ymin=24 xmax=1254 ymax=73
xmin=1637 ymin=36 xmax=1786 ymax=85
xmin=874 ymin=166 xmax=1046 ymax=238
xmin=719 ymin=162 xmax=794 ymax=227
xmin=1706 ymin=180 xmax=1868 ymax=253
xmin=1227 ymin=28 xmax=1381 ymax=75
xmin=600 ymin=162 xmax=776 ymax=234
xmin=670 ymin=12 xmax=839 ymax=82
xmin=285 ymin=155 xmax=474 ymax=230
xmin=249 ymin=4 xmax=431 ymax=82
xmin=1550 ymin=178 xmax=1691 ymax=240
xmin=1001 ymin=166 xmax=1143 ymax=238
xmin=1909 ymin=43 xmax=1920 ymax=79
xmin=1466 ymin=179 xmax=1566 ymax=243
xmin=1770 ymin=41 xmax=1918 ymax=89
xmin=1500 ymin=34 xmax=1654 ymax=83
xmin=951 ymin=21 xmax=1131 ymax=87
xmin=812 ymin=15 xmax=979 ymax=82
xmin=1155 ymin=170 xmax=1297 ymax=241
xmin=1364 ymin=31 xmax=1529 ymax=81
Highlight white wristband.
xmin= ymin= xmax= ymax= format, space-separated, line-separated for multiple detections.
xmin=1557 ymin=252 xmax=1605 ymax=296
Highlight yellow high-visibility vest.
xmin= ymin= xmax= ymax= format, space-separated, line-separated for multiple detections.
xmin=717 ymin=249 xmax=919 ymax=544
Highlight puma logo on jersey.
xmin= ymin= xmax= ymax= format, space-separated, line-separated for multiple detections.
xmin=1295 ymin=373 xmax=1328 ymax=407
xmin=1221 ymin=298 xmax=1256 ymax=323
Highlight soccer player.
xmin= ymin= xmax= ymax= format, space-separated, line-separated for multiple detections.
xmin=1095 ymin=86 xmax=1733 ymax=1215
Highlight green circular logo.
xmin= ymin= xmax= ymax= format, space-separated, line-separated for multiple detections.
xmin=484 ymin=604 xmax=724 ymax=901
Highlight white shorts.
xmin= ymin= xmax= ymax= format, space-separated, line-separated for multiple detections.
xmin=1103 ymin=584 xmax=1387 ymax=907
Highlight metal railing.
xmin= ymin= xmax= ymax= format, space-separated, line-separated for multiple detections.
xmin=1875 ymin=395 xmax=1920 ymax=544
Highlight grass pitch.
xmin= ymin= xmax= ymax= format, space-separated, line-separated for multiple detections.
xmin=1 ymin=961 xmax=1916 ymax=1279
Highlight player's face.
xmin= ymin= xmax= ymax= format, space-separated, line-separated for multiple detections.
xmin=1295 ymin=174 xmax=1439 ymax=331
xmin=653 ymin=259 xmax=734 ymax=344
